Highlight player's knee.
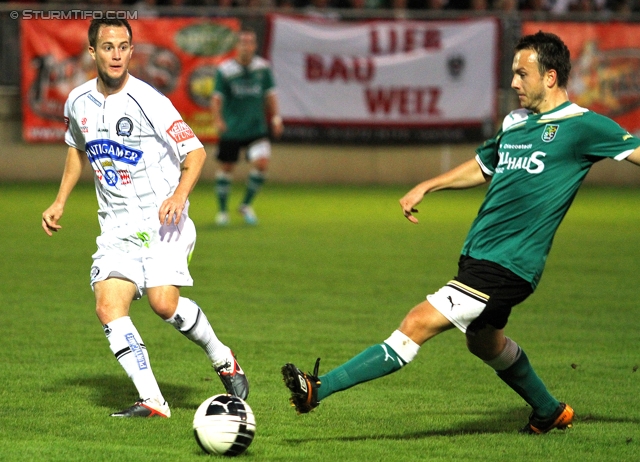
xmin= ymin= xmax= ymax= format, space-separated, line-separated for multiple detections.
xmin=253 ymin=157 xmax=269 ymax=171
xmin=148 ymin=293 xmax=179 ymax=320
xmin=219 ymin=162 xmax=235 ymax=173
xmin=399 ymin=301 xmax=450 ymax=344
xmin=95 ymin=302 xmax=127 ymax=325
xmin=465 ymin=331 xmax=505 ymax=361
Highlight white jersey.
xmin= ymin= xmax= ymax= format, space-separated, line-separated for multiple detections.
xmin=64 ymin=74 xmax=203 ymax=231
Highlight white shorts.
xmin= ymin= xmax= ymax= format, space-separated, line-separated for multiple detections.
xmin=90 ymin=216 xmax=196 ymax=299
xmin=426 ymin=280 xmax=490 ymax=333
xmin=247 ymin=138 xmax=271 ymax=162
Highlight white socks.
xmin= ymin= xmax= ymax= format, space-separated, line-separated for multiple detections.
xmin=384 ymin=330 xmax=420 ymax=364
xmin=165 ymin=297 xmax=233 ymax=368
xmin=104 ymin=316 xmax=164 ymax=402
xmin=484 ymin=337 xmax=522 ymax=371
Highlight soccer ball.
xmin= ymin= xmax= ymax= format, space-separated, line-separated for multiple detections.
xmin=193 ymin=394 xmax=256 ymax=457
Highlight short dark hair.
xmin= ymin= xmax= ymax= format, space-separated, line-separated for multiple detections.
xmin=88 ymin=18 xmax=133 ymax=48
xmin=515 ymin=31 xmax=571 ymax=88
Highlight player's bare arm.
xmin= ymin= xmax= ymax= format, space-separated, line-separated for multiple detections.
xmin=159 ymin=147 xmax=207 ymax=225
xmin=399 ymin=158 xmax=489 ymax=224
xmin=624 ymin=145 xmax=640 ymax=166
xmin=42 ymin=147 xmax=87 ymax=236
xmin=210 ymin=94 xmax=227 ymax=135
xmin=266 ymin=92 xmax=283 ymax=139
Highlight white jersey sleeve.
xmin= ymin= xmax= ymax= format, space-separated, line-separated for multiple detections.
xmin=147 ymin=99 xmax=203 ymax=163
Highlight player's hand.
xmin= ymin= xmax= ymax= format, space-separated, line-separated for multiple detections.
xmin=159 ymin=195 xmax=186 ymax=226
xmin=399 ymin=189 xmax=425 ymax=224
xmin=215 ymin=119 xmax=227 ymax=136
xmin=271 ymin=115 xmax=284 ymax=139
xmin=42 ymin=204 xmax=63 ymax=236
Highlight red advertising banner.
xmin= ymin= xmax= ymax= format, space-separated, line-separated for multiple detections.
xmin=265 ymin=14 xmax=498 ymax=142
xmin=523 ymin=22 xmax=640 ymax=135
xmin=21 ymin=18 xmax=240 ymax=142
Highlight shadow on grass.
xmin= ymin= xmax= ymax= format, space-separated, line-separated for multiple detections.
xmin=283 ymin=410 xmax=640 ymax=445
xmin=48 ymin=375 xmax=201 ymax=411
xmin=579 ymin=414 xmax=640 ymax=425
xmin=284 ymin=407 xmax=528 ymax=444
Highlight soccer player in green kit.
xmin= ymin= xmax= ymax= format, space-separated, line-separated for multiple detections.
xmin=211 ymin=27 xmax=283 ymax=226
xmin=282 ymin=31 xmax=640 ymax=433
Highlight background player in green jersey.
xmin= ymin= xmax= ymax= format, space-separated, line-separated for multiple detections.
xmin=282 ymin=31 xmax=640 ymax=433
xmin=211 ymin=27 xmax=284 ymax=226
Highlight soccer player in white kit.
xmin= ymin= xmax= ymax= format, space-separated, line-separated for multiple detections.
xmin=42 ymin=18 xmax=248 ymax=418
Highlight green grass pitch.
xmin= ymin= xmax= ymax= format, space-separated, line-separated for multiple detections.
xmin=0 ymin=182 xmax=638 ymax=461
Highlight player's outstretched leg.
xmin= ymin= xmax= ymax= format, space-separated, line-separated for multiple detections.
xmin=484 ymin=337 xmax=574 ymax=433
xmin=282 ymin=330 xmax=419 ymax=413
xmin=103 ymin=316 xmax=170 ymax=417
xmin=166 ymin=297 xmax=249 ymax=399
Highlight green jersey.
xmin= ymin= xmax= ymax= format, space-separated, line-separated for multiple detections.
xmin=463 ymin=102 xmax=640 ymax=289
xmin=214 ymin=56 xmax=276 ymax=140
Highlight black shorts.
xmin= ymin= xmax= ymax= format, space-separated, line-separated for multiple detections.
xmin=216 ymin=136 xmax=267 ymax=163
xmin=455 ymin=255 xmax=533 ymax=332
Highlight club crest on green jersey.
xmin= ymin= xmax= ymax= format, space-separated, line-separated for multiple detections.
xmin=542 ymin=124 xmax=559 ymax=142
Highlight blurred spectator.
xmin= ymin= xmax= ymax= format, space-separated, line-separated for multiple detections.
xmin=605 ymin=0 xmax=630 ymax=11
xmin=304 ymin=0 xmax=341 ymax=17
xmin=470 ymin=0 xmax=489 ymax=9
xmin=570 ymin=0 xmax=594 ymax=10
xmin=520 ymin=0 xmax=548 ymax=11
xmin=427 ymin=0 xmax=448 ymax=8
xmin=274 ymin=0 xmax=296 ymax=8
xmin=493 ymin=0 xmax=518 ymax=10
xmin=133 ymin=0 xmax=160 ymax=17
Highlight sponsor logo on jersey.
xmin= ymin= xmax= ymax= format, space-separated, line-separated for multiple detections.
xmin=116 ymin=117 xmax=133 ymax=136
xmin=167 ymin=120 xmax=196 ymax=142
xmin=623 ymin=133 xmax=633 ymax=141
xmin=118 ymin=169 xmax=132 ymax=185
xmin=85 ymin=139 xmax=143 ymax=166
xmin=90 ymin=266 xmax=100 ymax=279
xmin=230 ymin=81 xmax=262 ymax=97
xmin=88 ymin=94 xmax=102 ymax=107
xmin=501 ymin=143 xmax=533 ymax=150
xmin=136 ymin=231 xmax=151 ymax=248
xmin=541 ymin=124 xmax=559 ymax=142
xmin=101 ymin=160 xmax=114 ymax=167
xmin=80 ymin=116 xmax=89 ymax=133
xmin=104 ymin=169 xmax=119 ymax=186
xmin=496 ymin=151 xmax=546 ymax=174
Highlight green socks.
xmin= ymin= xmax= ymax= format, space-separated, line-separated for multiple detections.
xmin=215 ymin=173 xmax=231 ymax=212
xmin=495 ymin=347 xmax=560 ymax=418
xmin=317 ymin=344 xmax=405 ymax=401
xmin=241 ymin=170 xmax=265 ymax=206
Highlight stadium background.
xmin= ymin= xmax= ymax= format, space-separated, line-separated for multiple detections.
xmin=1 ymin=6 xmax=639 ymax=186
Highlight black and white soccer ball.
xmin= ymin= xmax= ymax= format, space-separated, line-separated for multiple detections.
xmin=193 ymin=394 xmax=256 ymax=457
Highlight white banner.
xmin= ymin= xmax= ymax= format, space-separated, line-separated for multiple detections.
xmin=266 ymin=15 xmax=498 ymax=127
